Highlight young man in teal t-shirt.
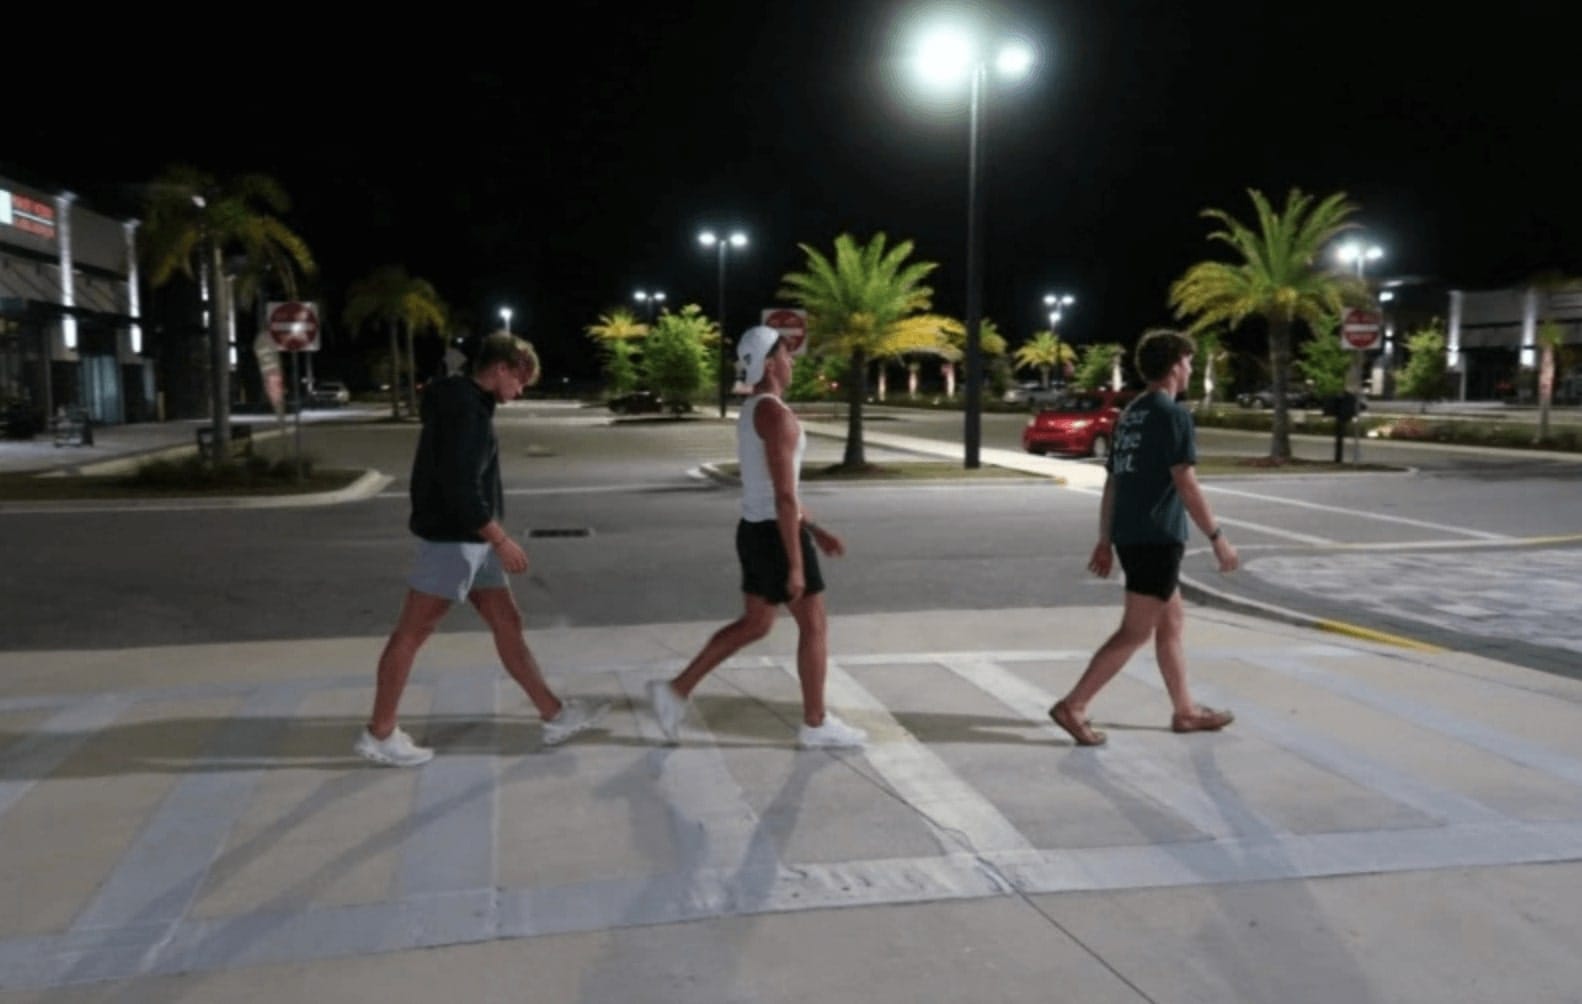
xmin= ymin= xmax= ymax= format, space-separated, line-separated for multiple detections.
xmin=1049 ymin=329 xmax=1240 ymax=746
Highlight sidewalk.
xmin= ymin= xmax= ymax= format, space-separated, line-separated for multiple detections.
xmin=5 ymin=409 xmax=1582 ymax=999
xmin=2 ymin=606 xmax=1580 ymax=1001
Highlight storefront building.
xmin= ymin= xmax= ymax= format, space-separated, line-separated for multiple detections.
xmin=1 ymin=173 xmax=148 ymax=432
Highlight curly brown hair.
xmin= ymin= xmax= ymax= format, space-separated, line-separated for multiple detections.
xmin=1134 ymin=328 xmax=1195 ymax=382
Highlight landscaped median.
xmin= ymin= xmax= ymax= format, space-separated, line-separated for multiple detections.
xmin=0 ymin=453 xmax=377 ymax=504
xmin=1192 ymin=406 xmax=1582 ymax=453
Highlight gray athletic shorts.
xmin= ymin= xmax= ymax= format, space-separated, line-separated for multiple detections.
xmin=407 ymin=540 xmax=509 ymax=601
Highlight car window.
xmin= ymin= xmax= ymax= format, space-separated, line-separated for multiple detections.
xmin=1050 ymin=394 xmax=1102 ymax=412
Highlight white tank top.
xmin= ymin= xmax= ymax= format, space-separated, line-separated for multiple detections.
xmin=738 ymin=394 xmax=804 ymax=522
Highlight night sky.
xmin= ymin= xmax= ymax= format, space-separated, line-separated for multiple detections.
xmin=10 ymin=1 xmax=1577 ymax=382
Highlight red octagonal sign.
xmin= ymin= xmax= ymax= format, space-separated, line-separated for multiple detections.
xmin=762 ymin=307 xmax=808 ymax=355
xmin=268 ymin=301 xmax=320 ymax=351
xmin=1340 ymin=307 xmax=1382 ymax=351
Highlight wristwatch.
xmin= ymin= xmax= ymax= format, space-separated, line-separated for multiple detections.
xmin=1209 ymin=527 xmax=1223 ymax=541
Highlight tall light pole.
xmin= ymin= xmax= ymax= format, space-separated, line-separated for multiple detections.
xmin=1042 ymin=291 xmax=1075 ymax=386
xmin=1334 ymin=240 xmax=1384 ymax=463
xmin=699 ymin=229 xmax=748 ymax=417
xmin=633 ymin=289 xmax=667 ymax=325
xmin=913 ymin=23 xmax=1035 ymax=468
xmin=499 ymin=306 xmax=513 ymax=333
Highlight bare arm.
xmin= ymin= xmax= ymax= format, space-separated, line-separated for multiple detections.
xmin=479 ymin=519 xmax=528 ymax=574
xmin=755 ymin=398 xmax=809 ymax=600
xmin=1171 ymin=463 xmax=1238 ymax=572
xmin=1087 ymin=474 xmax=1116 ymax=577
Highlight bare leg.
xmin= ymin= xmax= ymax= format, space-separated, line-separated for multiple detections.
xmin=670 ymin=595 xmax=777 ymax=699
xmin=1060 ymin=591 xmax=1166 ymax=719
xmin=369 ymin=590 xmax=452 ymax=739
xmin=470 ymin=586 xmax=561 ymax=719
xmin=1153 ymin=590 xmax=1195 ymax=717
xmin=785 ymin=591 xmax=828 ymax=727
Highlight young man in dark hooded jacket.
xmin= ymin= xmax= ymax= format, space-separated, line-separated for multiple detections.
xmin=356 ymin=331 xmax=607 ymax=766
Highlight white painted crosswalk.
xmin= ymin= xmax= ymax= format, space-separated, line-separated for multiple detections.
xmin=4 ymin=643 xmax=1582 ymax=991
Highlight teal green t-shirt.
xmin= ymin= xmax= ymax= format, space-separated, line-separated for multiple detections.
xmin=1106 ymin=390 xmax=1197 ymax=545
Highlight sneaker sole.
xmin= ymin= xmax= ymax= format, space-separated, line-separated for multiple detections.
xmin=354 ymin=746 xmax=433 ymax=767
xmin=542 ymin=704 xmax=611 ymax=747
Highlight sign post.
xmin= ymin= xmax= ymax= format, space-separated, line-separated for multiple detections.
xmin=267 ymin=301 xmax=321 ymax=480
xmin=1340 ymin=307 xmax=1382 ymax=464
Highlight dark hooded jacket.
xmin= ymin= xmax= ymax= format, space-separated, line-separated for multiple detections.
xmin=407 ymin=375 xmax=504 ymax=541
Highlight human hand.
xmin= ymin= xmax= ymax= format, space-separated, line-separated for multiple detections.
xmin=1087 ymin=540 xmax=1114 ymax=578
xmin=809 ymin=524 xmax=845 ymax=557
xmin=494 ymin=537 xmax=529 ymax=574
xmin=785 ymin=569 xmax=806 ymax=603
xmin=1213 ymin=535 xmax=1239 ymax=574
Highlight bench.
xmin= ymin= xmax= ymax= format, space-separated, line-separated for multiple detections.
xmin=51 ymin=408 xmax=93 ymax=447
xmin=195 ymin=423 xmax=254 ymax=462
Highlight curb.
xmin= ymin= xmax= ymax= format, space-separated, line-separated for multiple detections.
xmin=1178 ymin=570 xmax=1443 ymax=652
xmin=0 ymin=468 xmax=393 ymax=514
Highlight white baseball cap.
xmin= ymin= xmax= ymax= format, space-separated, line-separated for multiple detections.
xmin=736 ymin=325 xmax=783 ymax=385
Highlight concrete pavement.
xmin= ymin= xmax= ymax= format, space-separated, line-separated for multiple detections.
xmin=4 ymin=409 xmax=1582 ymax=1000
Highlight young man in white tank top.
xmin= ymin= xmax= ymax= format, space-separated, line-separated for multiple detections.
xmin=646 ymin=326 xmax=867 ymax=749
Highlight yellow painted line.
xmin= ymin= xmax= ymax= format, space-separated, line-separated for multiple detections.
xmin=1314 ymin=619 xmax=1444 ymax=652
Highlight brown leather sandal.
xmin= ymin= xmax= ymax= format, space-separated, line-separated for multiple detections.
xmin=1049 ymin=700 xmax=1108 ymax=746
xmin=1171 ymin=706 xmax=1235 ymax=734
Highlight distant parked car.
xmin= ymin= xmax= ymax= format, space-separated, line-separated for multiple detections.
xmin=607 ymin=390 xmax=665 ymax=415
xmin=1237 ymin=384 xmax=1316 ymax=409
xmin=1022 ymin=388 xmax=1137 ymax=459
xmin=304 ymin=380 xmax=350 ymax=408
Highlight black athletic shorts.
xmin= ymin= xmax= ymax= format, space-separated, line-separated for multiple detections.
xmin=736 ymin=519 xmax=824 ymax=603
xmin=1115 ymin=542 xmax=1185 ymax=601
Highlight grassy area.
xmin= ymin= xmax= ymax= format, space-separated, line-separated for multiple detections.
xmin=714 ymin=460 xmax=1043 ymax=481
xmin=0 ymin=455 xmax=365 ymax=502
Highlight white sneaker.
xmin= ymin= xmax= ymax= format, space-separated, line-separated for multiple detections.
xmin=542 ymin=698 xmax=610 ymax=747
xmin=645 ymin=679 xmax=688 ymax=744
xmin=797 ymin=712 xmax=867 ymax=750
xmin=354 ymin=726 xmax=434 ymax=767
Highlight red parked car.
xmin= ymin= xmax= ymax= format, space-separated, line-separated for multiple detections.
xmin=1021 ymin=388 xmax=1137 ymax=459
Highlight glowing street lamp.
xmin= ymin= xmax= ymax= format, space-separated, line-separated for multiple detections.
xmin=698 ymin=229 xmax=749 ymax=417
xmin=499 ymin=306 xmax=513 ymax=333
xmin=1042 ymin=292 xmax=1076 ymax=385
xmin=910 ymin=19 xmax=1036 ymax=468
xmin=633 ymin=289 xmax=667 ymax=324
xmin=1335 ymin=240 xmax=1384 ymax=280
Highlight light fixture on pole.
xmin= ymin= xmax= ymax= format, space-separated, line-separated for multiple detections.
xmin=499 ymin=306 xmax=513 ymax=333
xmin=698 ymin=229 xmax=749 ymax=418
xmin=912 ymin=21 xmax=1035 ymax=468
xmin=633 ymin=289 xmax=667 ymax=324
xmin=1042 ymin=291 xmax=1075 ymax=385
xmin=1335 ymin=240 xmax=1384 ymax=281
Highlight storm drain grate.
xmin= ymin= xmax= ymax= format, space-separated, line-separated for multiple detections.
xmin=527 ymin=527 xmax=594 ymax=538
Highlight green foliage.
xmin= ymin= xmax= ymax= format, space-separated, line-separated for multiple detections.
xmin=1074 ymin=343 xmax=1123 ymax=390
xmin=778 ymin=232 xmax=938 ymax=466
xmin=786 ymin=353 xmax=843 ymax=401
xmin=128 ymin=452 xmax=317 ymax=487
xmin=1169 ymin=187 xmax=1368 ymax=458
xmin=602 ymin=338 xmax=639 ymax=397
xmin=1297 ymin=315 xmax=1351 ymax=397
xmin=1397 ymin=321 xmax=1449 ymax=402
xmin=1014 ymin=331 xmax=1077 ymax=387
xmin=643 ymin=305 xmax=711 ymax=409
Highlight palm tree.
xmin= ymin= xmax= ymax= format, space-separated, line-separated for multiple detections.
xmin=779 ymin=233 xmax=936 ymax=469
xmin=1014 ymin=330 xmax=1078 ymax=389
xmin=140 ymin=165 xmax=315 ymax=458
xmin=1525 ymin=270 xmax=1580 ymax=442
xmin=342 ymin=266 xmax=447 ymax=419
xmin=1194 ymin=328 xmax=1230 ymax=412
xmin=1169 ymin=187 xmax=1368 ymax=459
xmin=584 ymin=307 xmax=649 ymax=343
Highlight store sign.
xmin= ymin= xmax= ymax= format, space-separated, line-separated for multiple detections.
xmin=0 ymin=188 xmax=56 ymax=239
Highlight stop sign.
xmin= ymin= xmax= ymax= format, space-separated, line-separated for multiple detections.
xmin=761 ymin=307 xmax=808 ymax=355
xmin=1340 ymin=307 xmax=1382 ymax=351
xmin=267 ymin=301 xmax=321 ymax=352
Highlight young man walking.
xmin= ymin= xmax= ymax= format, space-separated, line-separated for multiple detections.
xmin=646 ymin=325 xmax=866 ymax=749
xmin=1049 ymin=328 xmax=1239 ymax=747
xmin=355 ymin=331 xmax=608 ymax=766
